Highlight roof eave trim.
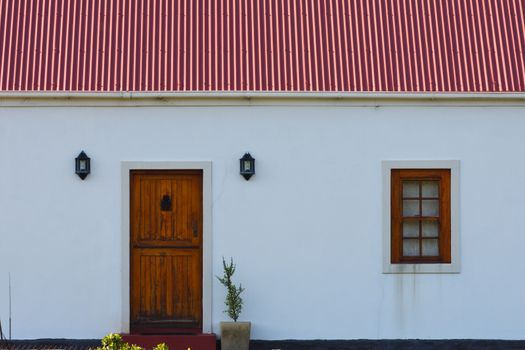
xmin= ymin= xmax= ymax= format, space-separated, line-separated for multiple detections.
xmin=1 ymin=91 xmax=525 ymax=101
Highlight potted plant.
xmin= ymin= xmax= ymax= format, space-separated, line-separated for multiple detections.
xmin=217 ymin=257 xmax=250 ymax=350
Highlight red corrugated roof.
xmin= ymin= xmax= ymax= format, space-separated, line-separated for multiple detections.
xmin=0 ymin=0 xmax=524 ymax=93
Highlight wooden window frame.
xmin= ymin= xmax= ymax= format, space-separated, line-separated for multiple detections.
xmin=391 ymin=169 xmax=451 ymax=264
xmin=382 ymin=161 xmax=460 ymax=274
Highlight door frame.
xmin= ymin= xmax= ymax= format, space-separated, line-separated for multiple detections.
xmin=121 ymin=161 xmax=213 ymax=333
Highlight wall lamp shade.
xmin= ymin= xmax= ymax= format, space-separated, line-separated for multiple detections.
xmin=240 ymin=153 xmax=255 ymax=180
xmin=75 ymin=151 xmax=91 ymax=180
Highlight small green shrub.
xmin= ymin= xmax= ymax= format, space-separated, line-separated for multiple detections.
xmin=93 ymin=333 xmax=169 ymax=350
xmin=216 ymin=257 xmax=245 ymax=322
xmin=152 ymin=343 xmax=169 ymax=350
xmin=99 ymin=333 xmax=125 ymax=350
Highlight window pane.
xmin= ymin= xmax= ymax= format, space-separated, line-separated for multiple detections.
xmin=403 ymin=200 xmax=420 ymax=216
xmin=422 ymin=181 xmax=439 ymax=198
xmin=403 ymin=181 xmax=419 ymax=198
xmin=422 ymin=239 xmax=439 ymax=256
xmin=422 ymin=221 xmax=439 ymax=237
xmin=403 ymin=221 xmax=419 ymax=238
xmin=403 ymin=239 xmax=420 ymax=256
xmin=422 ymin=200 xmax=439 ymax=216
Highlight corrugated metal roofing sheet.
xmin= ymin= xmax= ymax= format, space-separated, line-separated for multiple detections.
xmin=0 ymin=0 xmax=524 ymax=92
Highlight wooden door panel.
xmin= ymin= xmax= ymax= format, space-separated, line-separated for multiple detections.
xmin=131 ymin=249 xmax=201 ymax=325
xmin=130 ymin=170 xmax=203 ymax=332
xmin=132 ymin=173 xmax=202 ymax=247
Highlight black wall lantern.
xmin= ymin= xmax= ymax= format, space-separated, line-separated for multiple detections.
xmin=240 ymin=153 xmax=255 ymax=180
xmin=75 ymin=151 xmax=91 ymax=180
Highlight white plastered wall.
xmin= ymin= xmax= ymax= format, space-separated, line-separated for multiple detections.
xmin=0 ymin=99 xmax=525 ymax=340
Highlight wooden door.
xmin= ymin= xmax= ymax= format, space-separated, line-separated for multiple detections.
xmin=130 ymin=170 xmax=203 ymax=333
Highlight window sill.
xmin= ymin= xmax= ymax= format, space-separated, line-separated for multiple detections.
xmin=383 ymin=262 xmax=460 ymax=274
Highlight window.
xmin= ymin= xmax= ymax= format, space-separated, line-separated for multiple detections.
xmin=391 ymin=169 xmax=450 ymax=264
xmin=383 ymin=161 xmax=459 ymax=273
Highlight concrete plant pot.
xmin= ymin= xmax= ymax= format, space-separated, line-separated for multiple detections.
xmin=220 ymin=321 xmax=251 ymax=350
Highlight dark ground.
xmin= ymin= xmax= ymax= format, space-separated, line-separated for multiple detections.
xmin=0 ymin=339 xmax=100 ymax=350
xmin=2 ymin=339 xmax=525 ymax=350
xmin=248 ymin=339 xmax=525 ymax=350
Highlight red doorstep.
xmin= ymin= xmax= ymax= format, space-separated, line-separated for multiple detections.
xmin=120 ymin=333 xmax=216 ymax=350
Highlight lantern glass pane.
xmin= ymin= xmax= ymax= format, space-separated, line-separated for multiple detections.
xmin=244 ymin=160 xmax=251 ymax=171
xmin=79 ymin=160 xmax=87 ymax=171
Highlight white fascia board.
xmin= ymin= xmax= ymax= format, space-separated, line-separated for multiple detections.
xmin=1 ymin=91 xmax=525 ymax=107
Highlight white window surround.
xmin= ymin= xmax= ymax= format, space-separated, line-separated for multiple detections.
xmin=382 ymin=160 xmax=460 ymax=274
xmin=120 ymin=161 xmax=213 ymax=332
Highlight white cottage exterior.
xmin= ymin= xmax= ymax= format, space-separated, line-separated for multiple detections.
xmin=2 ymin=94 xmax=525 ymax=340
xmin=1 ymin=0 xmax=525 ymax=343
